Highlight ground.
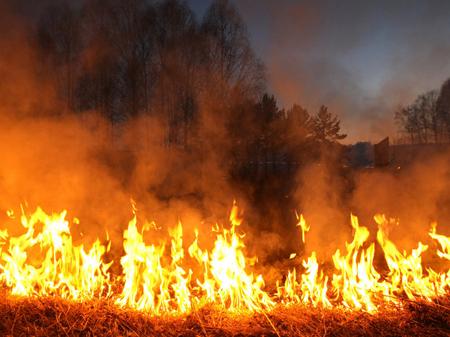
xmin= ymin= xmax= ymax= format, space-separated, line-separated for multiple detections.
xmin=0 ymin=296 xmax=448 ymax=337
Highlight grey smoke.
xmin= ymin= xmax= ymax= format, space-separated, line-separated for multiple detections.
xmin=234 ymin=0 xmax=450 ymax=142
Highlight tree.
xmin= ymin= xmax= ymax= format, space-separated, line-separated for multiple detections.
xmin=312 ymin=106 xmax=346 ymax=143
xmin=395 ymin=89 xmax=443 ymax=144
xmin=201 ymin=0 xmax=264 ymax=99
xmin=37 ymin=2 xmax=83 ymax=112
xmin=287 ymin=104 xmax=313 ymax=140
xmin=153 ymin=0 xmax=199 ymax=147
xmin=436 ymin=79 xmax=450 ymax=141
xmin=83 ymin=0 xmax=157 ymax=119
xmin=395 ymin=105 xmax=417 ymax=143
xmin=415 ymin=90 xmax=439 ymax=143
xmin=255 ymin=94 xmax=279 ymax=124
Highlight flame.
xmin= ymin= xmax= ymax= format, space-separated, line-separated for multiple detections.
xmin=429 ymin=223 xmax=450 ymax=260
xmin=277 ymin=215 xmax=330 ymax=308
xmin=295 ymin=212 xmax=310 ymax=243
xmin=277 ymin=213 xmax=449 ymax=312
xmin=116 ymin=203 xmax=273 ymax=314
xmin=0 ymin=207 xmax=112 ymax=300
xmin=0 ymin=204 xmax=448 ymax=315
xmin=189 ymin=203 xmax=274 ymax=312
xmin=375 ymin=215 xmax=449 ymax=301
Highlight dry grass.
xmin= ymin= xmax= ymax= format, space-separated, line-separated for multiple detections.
xmin=0 ymin=296 xmax=448 ymax=337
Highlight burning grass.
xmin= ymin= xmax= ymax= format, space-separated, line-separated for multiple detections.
xmin=0 ymin=295 xmax=448 ymax=337
xmin=0 ymin=204 xmax=449 ymax=317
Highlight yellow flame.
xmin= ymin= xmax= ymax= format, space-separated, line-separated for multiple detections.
xmin=0 ymin=205 xmax=448 ymax=315
xmin=429 ymin=223 xmax=450 ymax=260
xmin=277 ymin=213 xmax=449 ymax=312
xmin=295 ymin=212 xmax=310 ymax=243
xmin=0 ymin=207 xmax=111 ymax=300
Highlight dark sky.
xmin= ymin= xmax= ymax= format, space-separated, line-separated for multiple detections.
xmin=191 ymin=0 xmax=450 ymax=142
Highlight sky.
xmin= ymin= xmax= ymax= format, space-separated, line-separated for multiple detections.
xmin=190 ymin=0 xmax=450 ymax=142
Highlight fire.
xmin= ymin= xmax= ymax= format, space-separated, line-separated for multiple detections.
xmin=276 ymin=214 xmax=449 ymax=312
xmin=0 ymin=204 xmax=448 ymax=316
xmin=0 ymin=207 xmax=112 ymax=300
xmin=375 ymin=215 xmax=449 ymax=301
xmin=115 ymin=202 xmax=273 ymax=314
xmin=296 ymin=212 xmax=310 ymax=244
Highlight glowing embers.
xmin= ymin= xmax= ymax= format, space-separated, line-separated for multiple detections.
xmin=0 ymin=204 xmax=448 ymax=316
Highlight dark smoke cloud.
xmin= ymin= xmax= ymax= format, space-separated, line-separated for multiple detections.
xmin=234 ymin=0 xmax=450 ymax=142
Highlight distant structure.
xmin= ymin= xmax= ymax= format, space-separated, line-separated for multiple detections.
xmin=373 ymin=137 xmax=390 ymax=167
xmin=390 ymin=142 xmax=450 ymax=167
xmin=347 ymin=142 xmax=373 ymax=168
xmin=347 ymin=138 xmax=450 ymax=169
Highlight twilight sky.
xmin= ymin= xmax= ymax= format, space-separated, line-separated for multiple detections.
xmin=191 ymin=0 xmax=450 ymax=142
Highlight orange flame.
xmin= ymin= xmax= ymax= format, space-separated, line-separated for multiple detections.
xmin=0 ymin=204 xmax=448 ymax=315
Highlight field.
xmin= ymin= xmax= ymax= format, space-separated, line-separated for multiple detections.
xmin=0 ymin=296 xmax=448 ymax=337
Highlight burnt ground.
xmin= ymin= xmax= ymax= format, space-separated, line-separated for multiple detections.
xmin=0 ymin=296 xmax=448 ymax=337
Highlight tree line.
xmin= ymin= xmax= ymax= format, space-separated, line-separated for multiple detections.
xmin=29 ymin=0 xmax=347 ymax=234
xmin=395 ymin=80 xmax=450 ymax=144
xmin=33 ymin=0 xmax=345 ymax=150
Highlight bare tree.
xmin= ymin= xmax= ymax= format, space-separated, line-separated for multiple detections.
xmin=84 ymin=0 xmax=157 ymax=119
xmin=153 ymin=0 xmax=199 ymax=147
xmin=395 ymin=90 xmax=443 ymax=144
xmin=37 ymin=2 xmax=83 ymax=112
xmin=416 ymin=90 xmax=439 ymax=143
xmin=436 ymin=79 xmax=450 ymax=142
xmin=201 ymin=0 xmax=265 ymax=100
xmin=395 ymin=105 xmax=418 ymax=143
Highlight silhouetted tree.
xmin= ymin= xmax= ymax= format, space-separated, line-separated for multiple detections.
xmin=255 ymin=94 xmax=279 ymax=124
xmin=153 ymin=0 xmax=199 ymax=147
xmin=395 ymin=89 xmax=445 ymax=143
xmin=395 ymin=105 xmax=417 ymax=143
xmin=37 ymin=2 xmax=83 ymax=112
xmin=29 ymin=0 xmax=355 ymax=239
xmin=201 ymin=0 xmax=264 ymax=99
xmin=313 ymin=106 xmax=347 ymax=143
xmin=83 ymin=0 xmax=156 ymax=119
xmin=287 ymin=104 xmax=313 ymax=140
xmin=436 ymin=79 xmax=450 ymax=141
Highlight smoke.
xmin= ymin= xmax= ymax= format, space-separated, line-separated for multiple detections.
xmin=229 ymin=0 xmax=450 ymax=265
xmin=0 ymin=0 xmax=448 ymax=280
xmin=293 ymin=150 xmax=351 ymax=260
xmin=236 ymin=0 xmax=450 ymax=142
xmin=0 ymin=1 xmax=233 ymax=247
xmin=291 ymin=145 xmax=450 ymax=263
xmin=350 ymin=149 xmax=450 ymax=246
xmin=0 ymin=3 xmax=59 ymax=118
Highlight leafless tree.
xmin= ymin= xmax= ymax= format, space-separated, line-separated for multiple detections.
xmin=436 ymin=79 xmax=450 ymax=141
xmin=37 ymin=2 xmax=83 ymax=112
xmin=153 ymin=0 xmax=199 ymax=147
xmin=395 ymin=90 xmax=446 ymax=144
xmin=201 ymin=0 xmax=265 ymax=100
